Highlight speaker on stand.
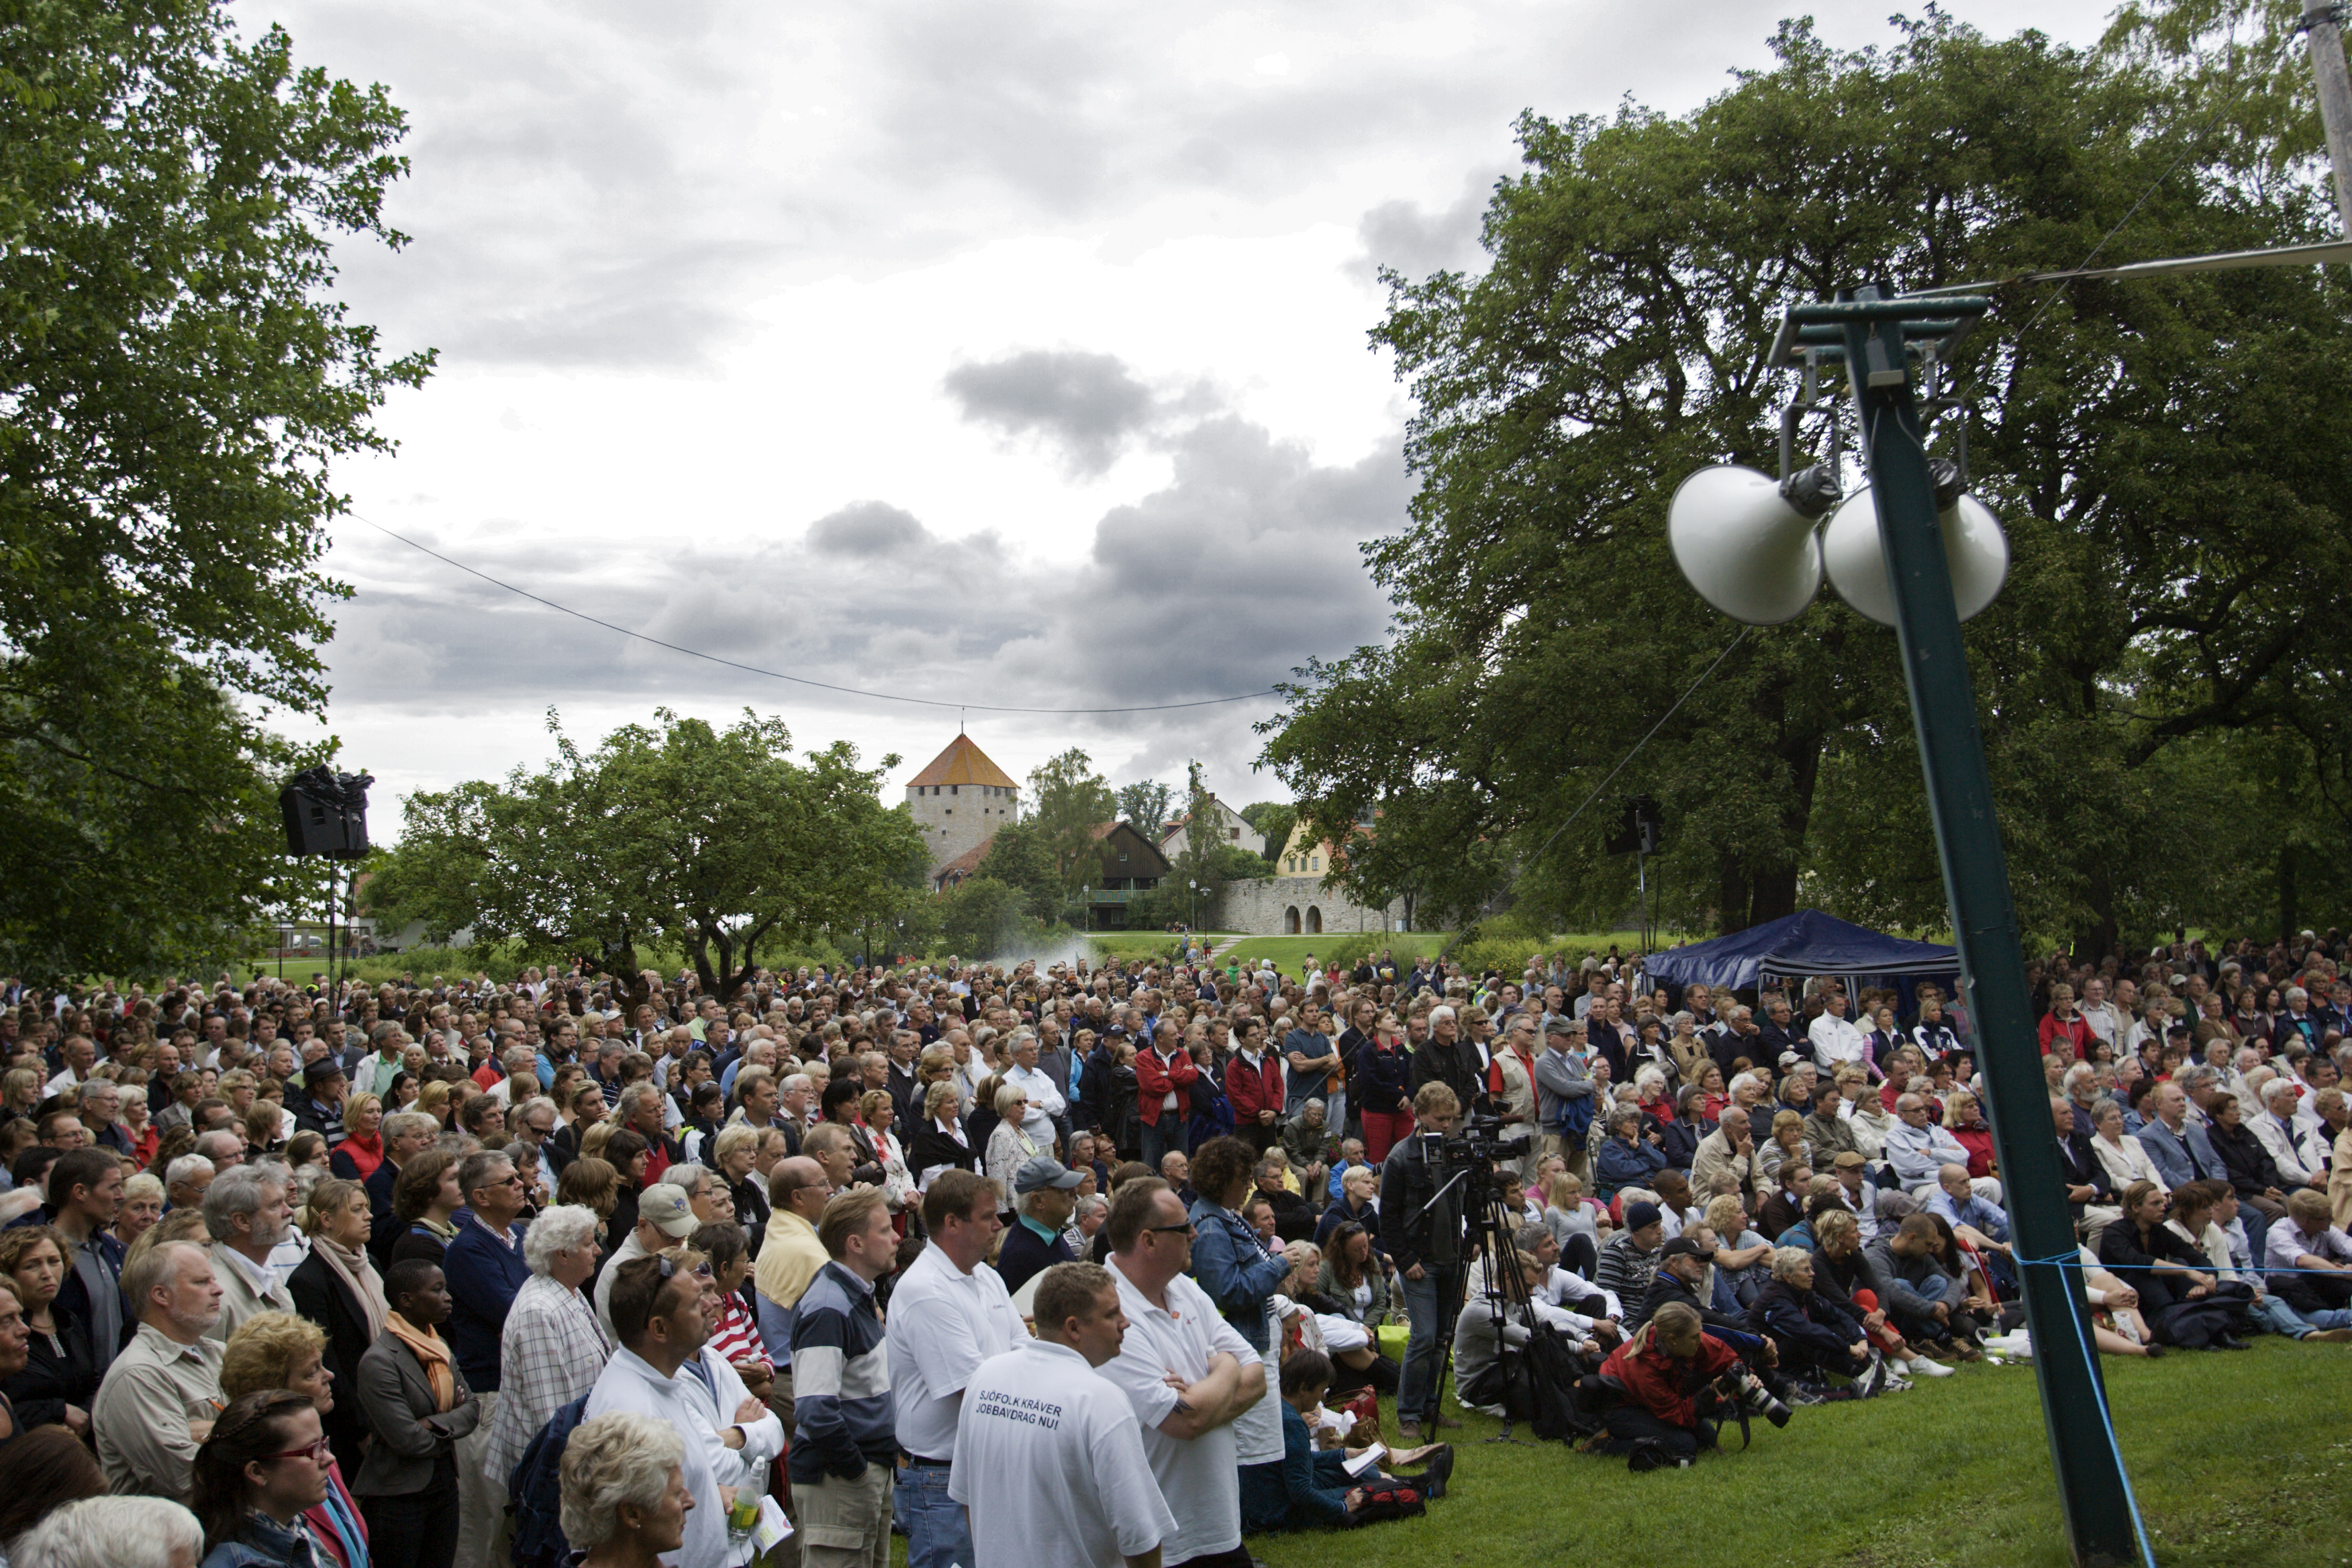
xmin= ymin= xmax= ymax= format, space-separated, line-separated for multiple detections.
xmin=278 ymin=766 xmax=375 ymax=1014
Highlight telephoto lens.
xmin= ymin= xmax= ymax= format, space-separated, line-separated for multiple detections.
xmin=1739 ymin=1373 xmax=1792 ymax=1429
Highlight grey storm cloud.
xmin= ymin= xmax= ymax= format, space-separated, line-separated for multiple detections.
xmin=325 ymin=405 xmax=1404 ymax=722
xmin=942 ymin=350 xmax=1158 ymax=477
xmin=1355 ymin=173 xmax=1502 ymax=283
xmin=807 ymin=501 xmax=932 ymax=557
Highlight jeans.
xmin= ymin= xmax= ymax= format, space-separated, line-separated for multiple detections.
xmin=1397 ymin=1265 xmax=1458 ymax=1425
xmin=895 ymin=1462 xmax=971 ymax=1568
xmin=1141 ymin=1118 xmax=1174 ymax=1173
xmin=2252 ymin=1293 xmax=2352 ymax=1338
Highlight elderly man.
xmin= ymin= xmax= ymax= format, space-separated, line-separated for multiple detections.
xmin=1924 ymin=1163 xmax=2013 ymax=1255
xmin=1802 ymin=1077 xmax=1861 ymax=1167
xmin=885 ymin=1170 xmax=1026 ymax=1568
xmin=92 ymin=1239 xmax=226 ymax=1499
xmin=200 ymin=1161 xmax=295 ymax=1340
xmin=997 ymin=1155 xmax=1083 ymax=1295
xmin=2261 ymin=1188 xmax=2352 ymax=1338
xmin=442 ymin=1149 xmax=533 ymax=1568
xmin=1883 ymin=1094 xmax=1996 ymax=1201
xmin=2135 ymin=1081 xmax=2225 ymax=1191
xmin=164 ymin=1151 xmax=215 ymax=1214
xmin=1690 ymin=1106 xmax=1768 ymax=1207
xmin=2250 ymin=1078 xmax=2332 ymax=1191
xmin=1002 ymin=1032 xmax=1068 ymax=1150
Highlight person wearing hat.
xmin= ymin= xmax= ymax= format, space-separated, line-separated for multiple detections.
xmin=591 ymin=1181 xmax=699 ymax=1341
xmin=885 ymin=1169 xmax=1025 ymax=1568
xmin=1828 ymin=1151 xmax=1885 ymax=1243
xmin=292 ymin=1057 xmax=349 ymax=1147
xmin=996 ymin=1155 xmax=1084 ymax=1295
xmin=1596 ymin=1201 xmax=1667 ymax=1306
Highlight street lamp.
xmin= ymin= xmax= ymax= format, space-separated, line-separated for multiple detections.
xmin=1188 ymin=877 xmax=1198 ymax=932
xmin=1667 ymin=283 xmax=2144 ymax=1568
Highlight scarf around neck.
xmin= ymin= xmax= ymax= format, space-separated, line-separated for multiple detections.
xmin=384 ymin=1312 xmax=455 ymax=1412
xmin=312 ymin=1233 xmax=389 ymax=1342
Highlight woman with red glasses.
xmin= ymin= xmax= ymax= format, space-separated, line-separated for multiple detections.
xmin=189 ymin=1387 xmax=338 ymax=1568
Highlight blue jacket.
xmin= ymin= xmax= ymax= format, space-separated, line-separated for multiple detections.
xmin=1594 ymin=1135 xmax=1669 ymax=1195
xmin=2134 ymin=1119 xmax=2223 ymax=1191
xmin=788 ymin=1261 xmax=893 ymax=1483
xmin=1187 ymin=1196 xmax=1291 ymax=1353
xmin=440 ymin=1210 xmax=530 ymax=1391
xmin=1240 ymin=1400 xmax=1353 ymax=1532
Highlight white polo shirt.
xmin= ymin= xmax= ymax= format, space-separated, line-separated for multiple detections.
xmin=1097 ymin=1257 xmax=1259 ymax=1567
xmin=885 ymin=1241 xmax=1025 ymax=1462
xmin=1808 ymin=1011 xmax=1867 ymax=1071
xmin=950 ymin=1339 xmax=1177 ymax=1568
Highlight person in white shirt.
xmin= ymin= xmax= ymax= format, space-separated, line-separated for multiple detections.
xmin=1806 ymin=989 xmax=1867 ymax=1075
xmin=585 ymin=1254 xmax=741 ymax=1568
xmin=885 ymin=1171 xmax=1026 ymax=1568
xmin=675 ymin=1251 xmax=786 ymax=1567
xmin=1094 ymin=1179 xmax=1266 ymax=1568
xmin=2250 ymin=1080 xmax=2331 ymax=1190
xmin=950 ymin=1262 xmax=1177 ymax=1568
xmin=1001 ymin=1034 xmax=1067 ymax=1148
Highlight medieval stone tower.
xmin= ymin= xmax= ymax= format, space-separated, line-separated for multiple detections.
xmin=906 ymin=732 xmax=1021 ymax=873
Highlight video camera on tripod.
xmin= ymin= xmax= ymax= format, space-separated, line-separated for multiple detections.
xmin=1414 ymin=1110 xmax=1531 ymax=1197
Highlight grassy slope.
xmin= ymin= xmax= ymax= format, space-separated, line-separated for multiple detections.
xmin=1251 ymin=1339 xmax=2352 ymax=1568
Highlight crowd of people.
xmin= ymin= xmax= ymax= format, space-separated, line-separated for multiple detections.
xmin=0 ymin=923 xmax=2344 ymax=1563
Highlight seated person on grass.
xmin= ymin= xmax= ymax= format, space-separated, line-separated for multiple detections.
xmin=1240 ymin=1349 xmax=1452 ymax=1533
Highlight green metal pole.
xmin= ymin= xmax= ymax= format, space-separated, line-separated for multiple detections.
xmin=1836 ymin=284 xmax=2145 ymax=1568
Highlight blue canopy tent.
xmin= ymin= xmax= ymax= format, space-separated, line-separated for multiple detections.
xmin=1646 ymin=910 xmax=1961 ymax=1007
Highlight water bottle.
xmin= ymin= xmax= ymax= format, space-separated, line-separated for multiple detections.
xmin=728 ymin=1456 xmax=765 ymax=1547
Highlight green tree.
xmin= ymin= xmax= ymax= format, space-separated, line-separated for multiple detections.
xmin=1116 ymin=780 xmax=1175 ymax=841
xmin=975 ymin=820 xmax=1063 ymax=919
xmin=1026 ymin=748 xmax=1115 ymax=890
xmin=1238 ymin=801 xmax=1297 ymax=862
xmin=1263 ymin=13 xmax=2352 ymax=954
xmin=0 ymin=1 xmax=428 ymax=977
xmin=371 ymin=710 xmax=924 ymax=995
xmin=936 ymin=876 xmax=1032 ymax=957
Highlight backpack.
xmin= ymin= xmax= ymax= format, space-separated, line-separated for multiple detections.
xmin=507 ymin=1393 xmax=591 ymax=1568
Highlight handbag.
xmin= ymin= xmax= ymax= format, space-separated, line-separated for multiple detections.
xmin=1334 ymin=1385 xmax=1381 ymax=1449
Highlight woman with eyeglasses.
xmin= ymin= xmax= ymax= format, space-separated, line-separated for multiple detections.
xmin=217 ymin=1312 xmax=370 ymax=1568
xmin=351 ymin=1260 xmax=481 ymax=1568
xmin=191 ymin=1389 xmax=338 ymax=1568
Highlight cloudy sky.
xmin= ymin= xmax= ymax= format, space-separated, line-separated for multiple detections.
xmin=238 ymin=0 xmax=2115 ymax=834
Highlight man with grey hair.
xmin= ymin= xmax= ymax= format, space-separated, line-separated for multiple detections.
xmin=193 ymin=1128 xmax=244 ymax=1171
xmin=93 ymin=1239 xmax=225 ymax=1500
xmin=200 ymin=1161 xmax=295 ymax=1340
xmin=2135 ymin=1080 xmax=2223 ymax=1191
xmin=2251 ymin=1077 xmax=2331 ymax=1191
xmin=164 ymin=1153 xmax=214 ymax=1213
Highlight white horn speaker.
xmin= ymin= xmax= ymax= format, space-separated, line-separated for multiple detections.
xmin=1665 ymin=465 xmax=1827 ymax=626
xmin=1820 ymin=486 xmax=2010 ymax=628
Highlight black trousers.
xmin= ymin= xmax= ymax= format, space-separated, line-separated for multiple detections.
xmin=1601 ymin=1405 xmax=1715 ymax=1459
xmin=362 ymin=1464 xmax=460 ymax=1568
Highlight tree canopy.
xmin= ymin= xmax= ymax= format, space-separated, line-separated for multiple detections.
xmin=1262 ymin=12 xmax=2352 ymax=951
xmin=0 ymin=0 xmax=429 ymax=977
xmin=368 ymin=710 xmax=924 ymax=996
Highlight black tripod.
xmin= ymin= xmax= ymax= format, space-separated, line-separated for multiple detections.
xmin=1408 ymin=1144 xmax=1547 ymax=1444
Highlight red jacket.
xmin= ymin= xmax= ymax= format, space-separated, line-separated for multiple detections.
xmin=2037 ymin=1011 xmax=2092 ymax=1061
xmin=1226 ymin=1049 xmax=1285 ymax=1124
xmin=1134 ymin=1044 xmax=1199 ymax=1128
xmin=1599 ymin=1323 xmax=1741 ymax=1428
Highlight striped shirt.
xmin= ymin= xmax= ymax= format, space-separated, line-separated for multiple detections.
xmin=787 ymin=1261 xmax=893 ymax=1484
xmin=707 ymin=1288 xmax=770 ymax=1373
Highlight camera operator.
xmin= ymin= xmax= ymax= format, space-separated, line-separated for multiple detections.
xmin=1593 ymin=1301 xmax=1768 ymax=1471
xmin=1379 ymin=1082 xmax=1471 ymax=1444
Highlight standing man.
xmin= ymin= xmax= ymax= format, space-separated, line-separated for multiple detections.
xmin=367 ymin=1112 xmax=439 ymax=1269
xmin=200 ymin=1162 xmax=295 ymax=1340
xmin=1380 ymin=1081 xmax=1469 ymax=1444
xmin=995 ymin=1156 xmax=1083 ymax=1295
xmin=1094 ymin=1178 xmax=1265 ymax=1568
xmin=950 ymin=1262 xmax=1177 ymax=1568
xmin=1281 ymin=1003 xmax=1344 ymax=1134
xmin=92 ymin=1239 xmax=225 ymax=1500
xmin=884 ymin=1171 xmax=1025 ymax=1568
xmin=442 ymin=1150 xmax=532 ymax=1568
xmin=292 ymin=1057 xmax=349 ymax=1146
xmin=1486 ymin=1012 xmax=1540 ymax=1180
xmin=790 ymin=1189 xmax=901 ymax=1568
xmin=46 ymin=1148 xmax=128 ymax=1379
xmin=754 ymin=1156 xmax=832 ymax=1434
xmin=585 ymin=1256 xmax=729 ymax=1568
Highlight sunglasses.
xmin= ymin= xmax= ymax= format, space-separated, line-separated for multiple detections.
xmin=263 ymin=1435 xmax=334 ymax=1465
xmin=1146 ymin=1221 xmax=1195 ymax=1237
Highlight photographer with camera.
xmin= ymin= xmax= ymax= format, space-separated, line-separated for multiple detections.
xmin=1590 ymin=1301 xmax=1772 ymax=1471
xmin=1379 ymin=1083 xmax=1472 ymax=1444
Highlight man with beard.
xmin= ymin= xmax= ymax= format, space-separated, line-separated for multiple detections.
xmin=199 ymin=1161 xmax=297 ymax=1340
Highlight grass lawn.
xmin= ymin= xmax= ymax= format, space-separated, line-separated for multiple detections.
xmin=1250 ymin=1339 xmax=2352 ymax=1568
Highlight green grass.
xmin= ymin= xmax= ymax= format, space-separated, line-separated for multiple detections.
xmin=1251 ymin=1339 xmax=2352 ymax=1568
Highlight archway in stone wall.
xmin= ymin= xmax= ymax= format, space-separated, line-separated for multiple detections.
xmin=1306 ymin=906 xmax=1323 ymax=934
xmin=1284 ymin=906 xmax=1301 ymax=934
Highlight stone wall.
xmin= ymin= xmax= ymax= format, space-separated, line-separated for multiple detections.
xmin=1218 ymin=875 xmax=1406 ymax=936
